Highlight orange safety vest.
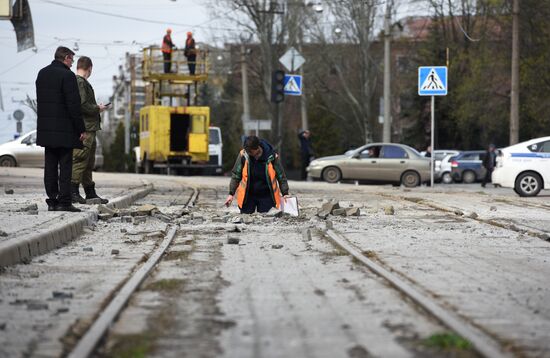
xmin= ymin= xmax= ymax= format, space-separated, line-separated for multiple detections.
xmin=235 ymin=149 xmax=282 ymax=210
xmin=161 ymin=34 xmax=173 ymax=54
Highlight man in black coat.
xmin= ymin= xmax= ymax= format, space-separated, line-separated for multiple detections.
xmin=36 ymin=46 xmax=86 ymax=212
xmin=298 ymin=130 xmax=314 ymax=180
xmin=481 ymin=143 xmax=497 ymax=188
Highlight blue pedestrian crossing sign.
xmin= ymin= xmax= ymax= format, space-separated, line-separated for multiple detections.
xmin=418 ymin=66 xmax=447 ymax=96
xmin=284 ymin=74 xmax=302 ymax=96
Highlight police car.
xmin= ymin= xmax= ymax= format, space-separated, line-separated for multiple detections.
xmin=492 ymin=136 xmax=550 ymax=197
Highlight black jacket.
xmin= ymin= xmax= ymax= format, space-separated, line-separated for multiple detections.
xmin=36 ymin=60 xmax=85 ymax=148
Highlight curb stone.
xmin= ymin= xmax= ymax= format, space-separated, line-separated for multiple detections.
xmin=0 ymin=185 xmax=153 ymax=267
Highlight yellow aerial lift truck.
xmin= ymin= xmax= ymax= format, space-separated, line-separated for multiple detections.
xmin=135 ymin=46 xmax=222 ymax=175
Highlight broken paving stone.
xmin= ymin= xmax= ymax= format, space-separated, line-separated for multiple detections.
xmin=98 ymin=204 xmax=116 ymax=215
xmin=111 ymin=249 xmax=120 ymax=255
xmin=136 ymin=204 xmax=157 ymax=216
xmin=20 ymin=203 xmax=38 ymax=212
xmin=86 ymin=198 xmax=102 ymax=205
xmin=153 ymin=213 xmax=172 ymax=223
xmin=57 ymin=307 xmax=69 ymax=314
xmin=231 ymin=216 xmax=243 ymax=224
xmin=346 ymin=207 xmax=361 ymax=216
xmin=468 ymin=212 xmax=479 ymax=219
xmin=316 ymin=210 xmax=330 ymax=219
xmin=454 ymin=209 xmax=464 ymax=216
xmin=384 ymin=206 xmax=395 ymax=215
xmin=121 ymin=216 xmax=133 ymax=223
xmin=98 ymin=213 xmax=113 ymax=221
xmin=52 ymin=291 xmax=73 ymax=299
xmin=271 ymin=244 xmax=284 ymax=249
xmin=133 ymin=216 xmax=146 ymax=225
xmin=326 ymin=220 xmax=334 ymax=229
xmin=82 ymin=247 xmax=93 ymax=252
xmin=490 ymin=206 xmax=497 ymax=211
xmin=302 ymin=228 xmax=312 ymax=241
xmin=4 ymin=188 xmax=14 ymax=194
xmin=321 ymin=200 xmax=340 ymax=214
xmin=27 ymin=302 xmax=49 ymax=310
xmin=332 ymin=208 xmax=347 ymax=216
xmin=27 ymin=210 xmax=39 ymax=215
xmin=227 ymin=237 xmax=240 ymax=245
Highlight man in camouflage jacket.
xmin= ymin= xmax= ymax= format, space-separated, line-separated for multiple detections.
xmin=71 ymin=56 xmax=109 ymax=204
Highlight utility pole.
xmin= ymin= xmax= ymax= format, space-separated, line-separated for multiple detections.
xmin=509 ymin=0 xmax=519 ymax=145
xmin=382 ymin=0 xmax=392 ymax=143
xmin=241 ymin=44 xmax=251 ymax=134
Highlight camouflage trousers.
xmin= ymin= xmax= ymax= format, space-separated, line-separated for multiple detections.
xmin=71 ymin=131 xmax=96 ymax=187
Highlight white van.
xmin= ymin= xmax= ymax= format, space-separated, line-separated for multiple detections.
xmin=208 ymin=126 xmax=223 ymax=175
xmin=492 ymin=136 xmax=550 ymax=197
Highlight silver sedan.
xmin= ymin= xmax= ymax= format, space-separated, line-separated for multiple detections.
xmin=307 ymin=143 xmax=430 ymax=187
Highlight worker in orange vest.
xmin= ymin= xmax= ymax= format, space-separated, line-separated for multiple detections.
xmin=225 ymin=136 xmax=290 ymax=214
xmin=161 ymin=28 xmax=175 ymax=73
xmin=184 ymin=31 xmax=196 ymax=75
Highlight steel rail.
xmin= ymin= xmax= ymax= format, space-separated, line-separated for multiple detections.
xmin=68 ymin=187 xmax=199 ymax=358
xmin=325 ymin=229 xmax=514 ymax=358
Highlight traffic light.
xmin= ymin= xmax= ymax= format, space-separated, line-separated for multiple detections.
xmin=271 ymin=70 xmax=285 ymax=103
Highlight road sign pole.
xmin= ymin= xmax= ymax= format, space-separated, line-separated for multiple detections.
xmin=431 ymin=95 xmax=435 ymax=188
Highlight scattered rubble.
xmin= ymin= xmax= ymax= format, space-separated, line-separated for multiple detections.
xmin=19 ymin=203 xmax=38 ymax=212
xmin=83 ymin=247 xmax=93 ymax=252
xmin=384 ymin=206 xmax=395 ymax=215
xmin=52 ymin=291 xmax=73 ymax=299
xmin=227 ymin=237 xmax=240 ymax=245
xmin=4 ymin=188 xmax=14 ymax=194
xmin=468 ymin=212 xmax=478 ymax=219
xmin=111 ymin=249 xmax=120 ymax=255
xmin=490 ymin=206 xmax=497 ymax=211
xmin=0 ymin=230 xmax=7 ymax=237
xmin=271 ymin=244 xmax=283 ymax=249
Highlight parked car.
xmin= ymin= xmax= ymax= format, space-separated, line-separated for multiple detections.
xmin=492 ymin=136 xmax=550 ymax=197
xmin=307 ymin=143 xmax=430 ymax=187
xmin=450 ymin=150 xmax=486 ymax=183
xmin=439 ymin=153 xmax=460 ymax=184
xmin=432 ymin=150 xmax=461 ymax=182
xmin=0 ymin=130 xmax=103 ymax=170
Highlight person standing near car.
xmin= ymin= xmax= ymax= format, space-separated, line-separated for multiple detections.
xmin=71 ymin=56 xmax=109 ymax=204
xmin=36 ymin=46 xmax=86 ymax=212
xmin=481 ymin=143 xmax=497 ymax=188
xmin=298 ymin=129 xmax=314 ymax=180
xmin=224 ymin=135 xmax=290 ymax=214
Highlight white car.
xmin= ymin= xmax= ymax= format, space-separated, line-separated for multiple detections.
xmin=492 ymin=136 xmax=550 ymax=197
xmin=0 ymin=130 xmax=104 ymax=170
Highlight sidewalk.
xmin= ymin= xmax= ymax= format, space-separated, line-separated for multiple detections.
xmin=0 ymin=168 xmax=152 ymax=266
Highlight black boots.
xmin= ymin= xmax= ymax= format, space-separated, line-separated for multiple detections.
xmin=84 ymin=184 xmax=109 ymax=204
xmin=71 ymin=183 xmax=86 ymax=204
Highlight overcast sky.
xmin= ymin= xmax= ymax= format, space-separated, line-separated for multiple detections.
xmin=0 ymin=0 xmax=220 ymax=141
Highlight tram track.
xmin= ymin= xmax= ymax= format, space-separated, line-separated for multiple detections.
xmin=66 ymin=187 xmax=200 ymax=358
xmin=323 ymin=227 xmax=514 ymax=358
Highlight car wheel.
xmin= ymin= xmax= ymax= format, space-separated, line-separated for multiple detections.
xmin=462 ymin=170 xmax=476 ymax=184
xmin=515 ymin=172 xmax=542 ymax=197
xmin=441 ymin=172 xmax=453 ymax=184
xmin=0 ymin=155 xmax=16 ymax=167
xmin=322 ymin=167 xmax=342 ymax=183
xmin=401 ymin=170 xmax=420 ymax=187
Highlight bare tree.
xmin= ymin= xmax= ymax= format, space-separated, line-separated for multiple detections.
xmin=305 ymin=0 xmax=379 ymax=143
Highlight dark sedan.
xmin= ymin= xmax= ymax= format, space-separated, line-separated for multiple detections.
xmin=450 ymin=150 xmax=486 ymax=183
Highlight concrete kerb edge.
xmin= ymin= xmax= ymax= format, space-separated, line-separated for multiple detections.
xmin=0 ymin=185 xmax=154 ymax=268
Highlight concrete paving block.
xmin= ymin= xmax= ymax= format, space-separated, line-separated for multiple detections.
xmin=346 ymin=207 xmax=361 ymax=216
xmin=0 ymin=243 xmax=20 ymax=267
xmin=332 ymin=208 xmax=347 ymax=216
xmin=16 ymin=242 xmax=31 ymax=264
xmin=321 ymin=200 xmax=340 ymax=214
